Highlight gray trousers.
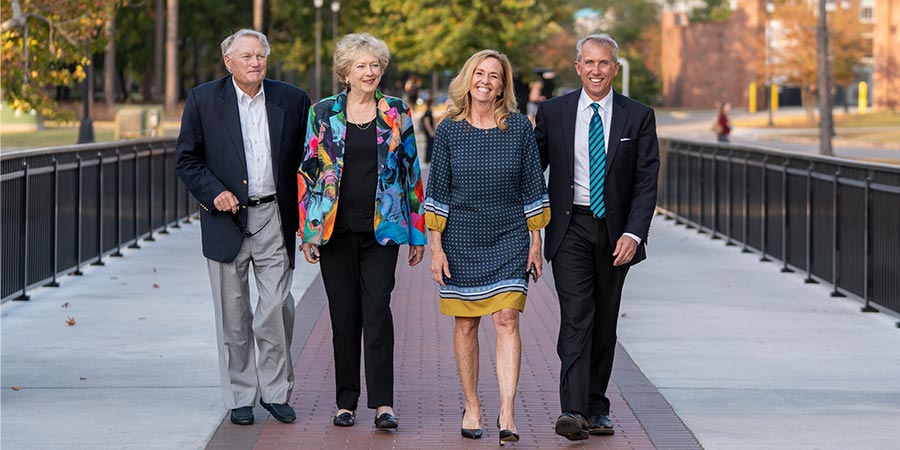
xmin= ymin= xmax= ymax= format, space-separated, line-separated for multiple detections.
xmin=207 ymin=201 xmax=295 ymax=409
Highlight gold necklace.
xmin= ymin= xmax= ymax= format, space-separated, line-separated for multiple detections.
xmin=348 ymin=105 xmax=376 ymax=130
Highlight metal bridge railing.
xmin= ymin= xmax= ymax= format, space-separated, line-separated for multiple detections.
xmin=658 ymin=138 xmax=900 ymax=326
xmin=1 ymin=138 xmax=198 ymax=302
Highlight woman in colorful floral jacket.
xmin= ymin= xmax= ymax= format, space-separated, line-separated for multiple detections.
xmin=296 ymin=33 xmax=425 ymax=430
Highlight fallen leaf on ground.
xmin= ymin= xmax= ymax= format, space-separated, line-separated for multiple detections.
xmin=80 ymin=377 xmax=87 ymax=381
xmin=66 ymin=316 xmax=76 ymax=326
xmin=11 ymin=386 xmax=21 ymax=391
xmin=61 ymin=302 xmax=69 ymax=308
xmin=153 ymin=283 xmax=160 ymax=288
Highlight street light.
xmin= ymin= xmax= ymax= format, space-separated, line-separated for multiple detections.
xmin=78 ymin=47 xmax=95 ymax=144
xmin=330 ymin=1 xmax=341 ymax=95
xmin=766 ymin=0 xmax=775 ymax=127
xmin=314 ymin=0 xmax=323 ymax=101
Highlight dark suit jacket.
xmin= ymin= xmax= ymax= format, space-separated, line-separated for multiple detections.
xmin=534 ymin=89 xmax=659 ymax=265
xmin=175 ymin=76 xmax=310 ymax=267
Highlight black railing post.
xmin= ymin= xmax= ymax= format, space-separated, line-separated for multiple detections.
xmin=711 ymin=149 xmax=720 ymax=239
xmin=760 ymin=156 xmax=771 ymax=262
xmin=725 ymin=150 xmax=735 ymax=246
xmin=171 ymin=146 xmax=181 ymax=229
xmin=830 ymin=169 xmax=845 ymax=297
xmin=71 ymin=154 xmax=84 ymax=276
xmin=742 ymin=154 xmax=751 ymax=253
xmin=15 ymin=161 xmax=31 ymax=300
xmin=697 ymin=149 xmax=705 ymax=233
xmin=183 ymin=175 xmax=193 ymax=224
xmin=92 ymin=152 xmax=105 ymax=266
xmin=160 ymin=145 xmax=170 ymax=234
xmin=111 ymin=149 xmax=123 ymax=257
xmin=685 ymin=149 xmax=694 ymax=229
xmin=804 ymin=162 xmax=817 ymax=284
xmin=861 ymin=172 xmax=877 ymax=312
xmin=145 ymin=145 xmax=156 ymax=242
xmin=46 ymin=158 xmax=61 ymax=287
xmin=129 ymin=146 xmax=141 ymax=249
xmin=780 ymin=159 xmax=792 ymax=272
xmin=672 ymin=149 xmax=681 ymax=223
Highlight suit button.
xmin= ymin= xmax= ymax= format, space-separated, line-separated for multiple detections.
xmin=565 ymin=210 xmax=571 ymax=215
xmin=570 ymin=184 xmax=574 ymax=190
xmin=242 ymin=179 xmax=248 ymax=185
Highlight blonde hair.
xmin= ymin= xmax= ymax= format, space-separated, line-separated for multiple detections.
xmin=447 ymin=50 xmax=517 ymax=131
xmin=333 ymin=33 xmax=390 ymax=89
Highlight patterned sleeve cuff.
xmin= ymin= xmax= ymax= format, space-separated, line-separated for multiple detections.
xmin=424 ymin=197 xmax=449 ymax=232
xmin=525 ymin=195 xmax=551 ymax=231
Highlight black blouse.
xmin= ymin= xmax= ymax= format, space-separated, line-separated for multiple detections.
xmin=334 ymin=120 xmax=377 ymax=233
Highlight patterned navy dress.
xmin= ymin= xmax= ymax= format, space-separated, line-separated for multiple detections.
xmin=424 ymin=112 xmax=550 ymax=317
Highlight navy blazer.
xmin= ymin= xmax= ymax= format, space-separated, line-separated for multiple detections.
xmin=534 ymin=89 xmax=660 ymax=264
xmin=175 ymin=76 xmax=310 ymax=267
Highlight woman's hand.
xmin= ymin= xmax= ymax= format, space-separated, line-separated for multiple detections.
xmin=300 ymin=243 xmax=320 ymax=264
xmin=430 ymin=248 xmax=450 ymax=287
xmin=408 ymin=245 xmax=424 ymax=266
xmin=527 ymin=230 xmax=543 ymax=281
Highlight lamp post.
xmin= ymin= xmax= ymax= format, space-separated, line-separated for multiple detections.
xmin=314 ymin=0 xmax=323 ymax=101
xmin=77 ymin=47 xmax=95 ymax=144
xmin=330 ymin=1 xmax=341 ymax=96
xmin=766 ymin=0 xmax=775 ymax=127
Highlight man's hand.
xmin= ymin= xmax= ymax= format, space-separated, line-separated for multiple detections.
xmin=612 ymin=235 xmax=638 ymax=266
xmin=213 ymin=191 xmax=240 ymax=213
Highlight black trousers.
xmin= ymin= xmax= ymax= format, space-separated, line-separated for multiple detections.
xmin=318 ymin=231 xmax=399 ymax=410
xmin=551 ymin=213 xmax=629 ymax=417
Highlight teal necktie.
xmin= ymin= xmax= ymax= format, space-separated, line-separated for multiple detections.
xmin=589 ymin=103 xmax=606 ymax=218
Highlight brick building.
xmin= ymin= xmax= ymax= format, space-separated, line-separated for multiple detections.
xmin=873 ymin=0 xmax=899 ymax=110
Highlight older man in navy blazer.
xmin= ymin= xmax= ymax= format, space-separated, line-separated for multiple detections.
xmin=176 ymin=29 xmax=310 ymax=426
xmin=534 ymin=34 xmax=659 ymax=441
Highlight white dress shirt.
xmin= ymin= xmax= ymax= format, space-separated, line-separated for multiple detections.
xmin=233 ymin=78 xmax=276 ymax=198
xmin=572 ymin=88 xmax=641 ymax=244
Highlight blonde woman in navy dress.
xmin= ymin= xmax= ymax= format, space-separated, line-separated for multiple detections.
xmin=424 ymin=49 xmax=550 ymax=445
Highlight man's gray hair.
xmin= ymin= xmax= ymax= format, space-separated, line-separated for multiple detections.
xmin=575 ymin=34 xmax=619 ymax=62
xmin=221 ymin=29 xmax=271 ymax=58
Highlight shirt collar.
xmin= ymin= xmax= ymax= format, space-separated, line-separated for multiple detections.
xmin=232 ymin=77 xmax=265 ymax=103
xmin=578 ymin=88 xmax=614 ymax=114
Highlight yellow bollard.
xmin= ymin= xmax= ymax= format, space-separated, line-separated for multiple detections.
xmin=749 ymin=82 xmax=757 ymax=113
xmin=858 ymin=81 xmax=868 ymax=114
xmin=771 ymin=83 xmax=779 ymax=113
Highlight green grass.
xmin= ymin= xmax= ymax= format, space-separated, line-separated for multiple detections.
xmin=1 ymin=126 xmax=116 ymax=150
xmin=0 ymin=104 xmax=38 ymax=126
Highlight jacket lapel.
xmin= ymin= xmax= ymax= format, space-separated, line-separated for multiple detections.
xmin=328 ymin=92 xmax=347 ymax=163
xmin=607 ymin=91 xmax=628 ymax=168
xmin=265 ymin=80 xmax=285 ymax=184
xmin=562 ymin=90 xmax=579 ymax=183
xmin=217 ymin=77 xmax=247 ymax=173
xmin=374 ymin=91 xmax=392 ymax=169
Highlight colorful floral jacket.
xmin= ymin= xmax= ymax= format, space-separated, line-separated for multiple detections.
xmin=297 ymin=90 xmax=426 ymax=246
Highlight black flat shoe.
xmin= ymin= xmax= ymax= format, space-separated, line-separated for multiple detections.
xmin=230 ymin=406 xmax=254 ymax=425
xmin=497 ymin=415 xmax=519 ymax=445
xmin=461 ymin=409 xmax=483 ymax=440
xmin=554 ymin=412 xmax=588 ymax=441
xmin=260 ymin=400 xmax=296 ymax=423
xmin=588 ymin=414 xmax=614 ymax=435
xmin=374 ymin=412 xmax=399 ymax=429
xmin=333 ymin=411 xmax=355 ymax=427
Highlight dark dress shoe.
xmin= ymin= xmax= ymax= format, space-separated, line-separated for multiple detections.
xmin=230 ymin=406 xmax=254 ymax=425
xmin=554 ymin=412 xmax=589 ymax=441
xmin=461 ymin=409 xmax=483 ymax=439
xmin=374 ymin=412 xmax=399 ymax=429
xmin=589 ymin=414 xmax=615 ymax=435
xmin=333 ymin=411 xmax=356 ymax=427
xmin=260 ymin=400 xmax=296 ymax=423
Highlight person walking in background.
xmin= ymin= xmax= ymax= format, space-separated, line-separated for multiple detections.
xmin=715 ymin=101 xmax=732 ymax=142
xmin=421 ymin=97 xmax=436 ymax=163
xmin=175 ymin=29 xmax=310 ymax=426
xmin=297 ymin=33 xmax=426 ymax=431
xmin=424 ymin=49 xmax=550 ymax=445
xmin=534 ymin=34 xmax=659 ymax=441
xmin=526 ymin=80 xmax=545 ymax=125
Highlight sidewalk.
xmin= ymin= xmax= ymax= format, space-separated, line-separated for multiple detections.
xmin=3 ymin=215 xmax=900 ymax=449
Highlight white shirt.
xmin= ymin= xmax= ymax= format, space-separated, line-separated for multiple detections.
xmin=233 ymin=78 xmax=276 ymax=198
xmin=572 ymin=88 xmax=641 ymax=244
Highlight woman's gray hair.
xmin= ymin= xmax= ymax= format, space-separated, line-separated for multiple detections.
xmin=221 ymin=29 xmax=271 ymax=57
xmin=333 ymin=33 xmax=390 ymax=86
xmin=575 ymin=34 xmax=619 ymax=62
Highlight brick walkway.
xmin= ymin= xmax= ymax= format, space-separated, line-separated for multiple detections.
xmin=206 ymin=247 xmax=701 ymax=450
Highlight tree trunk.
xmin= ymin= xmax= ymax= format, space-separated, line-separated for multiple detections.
xmin=154 ymin=0 xmax=164 ymax=103
xmin=817 ymin=0 xmax=833 ymax=156
xmin=253 ymin=0 xmax=264 ymax=31
xmin=165 ymin=0 xmax=179 ymax=115
xmin=104 ymin=5 xmax=117 ymax=110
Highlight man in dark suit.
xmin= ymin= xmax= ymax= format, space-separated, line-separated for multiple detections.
xmin=175 ymin=29 xmax=310 ymax=426
xmin=534 ymin=34 xmax=659 ymax=441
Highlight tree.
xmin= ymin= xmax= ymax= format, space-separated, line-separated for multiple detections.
xmin=1 ymin=0 xmax=108 ymax=120
xmin=772 ymin=0 xmax=867 ymax=123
